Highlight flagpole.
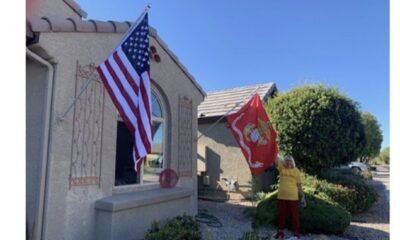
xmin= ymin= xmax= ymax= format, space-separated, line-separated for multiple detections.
xmin=197 ymin=87 xmax=262 ymax=140
xmin=116 ymin=5 xmax=151 ymax=52
xmin=57 ymin=74 xmax=97 ymax=123
xmin=56 ymin=5 xmax=151 ymax=123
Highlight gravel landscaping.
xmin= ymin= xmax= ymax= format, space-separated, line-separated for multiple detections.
xmin=198 ymin=172 xmax=389 ymax=240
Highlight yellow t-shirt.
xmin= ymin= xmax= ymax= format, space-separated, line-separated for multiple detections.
xmin=276 ymin=160 xmax=302 ymax=200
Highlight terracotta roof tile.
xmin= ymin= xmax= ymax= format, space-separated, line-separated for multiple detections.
xmin=91 ymin=20 xmax=115 ymax=33
xmin=87 ymin=19 xmax=98 ymax=32
xmin=45 ymin=17 xmax=75 ymax=32
xmin=198 ymin=83 xmax=277 ymax=118
xmin=26 ymin=16 xmax=206 ymax=97
xmin=110 ymin=21 xmax=130 ymax=33
xmin=29 ymin=17 xmax=51 ymax=32
xmin=72 ymin=18 xmax=96 ymax=32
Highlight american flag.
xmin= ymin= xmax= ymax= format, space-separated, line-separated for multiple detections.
xmin=97 ymin=12 xmax=152 ymax=172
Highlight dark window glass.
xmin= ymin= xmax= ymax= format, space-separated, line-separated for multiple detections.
xmin=115 ymin=90 xmax=166 ymax=186
xmin=115 ymin=121 xmax=139 ymax=186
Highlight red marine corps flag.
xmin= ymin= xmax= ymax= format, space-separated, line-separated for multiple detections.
xmin=227 ymin=94 xmax=278 ymax=175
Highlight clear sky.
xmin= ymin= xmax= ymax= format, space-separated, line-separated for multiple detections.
xmin=77 ymin=0 xmax=390 ymax=149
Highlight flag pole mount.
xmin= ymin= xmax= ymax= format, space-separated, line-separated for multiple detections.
xmin=56 ymin=74 xmax=97 ymax=123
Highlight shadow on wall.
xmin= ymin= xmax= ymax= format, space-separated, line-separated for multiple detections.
xmin=198 ymin=118 xmax=238 ymax=148
xmin=198 ymin=146 xmax=223 ymax=191
xmin=205 ymin=146 xmax=222 ymax=190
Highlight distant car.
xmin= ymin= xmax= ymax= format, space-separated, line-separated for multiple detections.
xmin=348 ymin=161 xmax=369 ymax=175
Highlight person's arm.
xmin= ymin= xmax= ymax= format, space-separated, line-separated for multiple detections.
xmin=297 ymin=183 xmax=304 ymax=199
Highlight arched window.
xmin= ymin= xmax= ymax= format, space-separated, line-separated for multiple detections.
xmin=143 ymin=89 xmax=166 ymax=183
xmin=114 ymin=87 xmax=167 ymax=186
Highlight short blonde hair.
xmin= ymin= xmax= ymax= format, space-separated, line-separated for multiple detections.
xmin=284 ymin=155 xmax=296 ymax=167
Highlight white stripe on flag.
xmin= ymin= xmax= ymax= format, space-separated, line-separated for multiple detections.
xmin=108 ymin=56 xmax=139 ymax=106
xmin=99 ymin=64 xmax=138 ymax=127
xmin=135 ymin=128 xmax=147 ymax=157
xmin=140 ymin=72 xmax=153 ymax=144
xmin=117 ymin=47 xmax=141 ymax=87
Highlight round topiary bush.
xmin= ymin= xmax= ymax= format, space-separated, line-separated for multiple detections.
xmin=266 ymin=85 xmax=366 ymax=176
xmin=255 ymin=191 xmax=351 ymax=234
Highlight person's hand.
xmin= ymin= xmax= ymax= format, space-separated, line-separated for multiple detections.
xmin=301 ymin=195 xmax=307 ymax=208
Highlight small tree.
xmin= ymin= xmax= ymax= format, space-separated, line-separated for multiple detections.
xmin=266 ymin=85 xmax=366 ymax=175
xmin=360 ymin=112 xmax=383 ymax=163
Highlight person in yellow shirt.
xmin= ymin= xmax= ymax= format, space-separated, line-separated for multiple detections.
xmin=273 ymin=155 xmax=305 ymax=240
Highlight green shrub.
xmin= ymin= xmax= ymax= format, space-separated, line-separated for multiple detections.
xmin=324 ymin=175 xmax=378 ymax=213
xmin=144 ymin=215 xmax=201 ymax=240
xmin=266 ymin=85 xmax=366 ymax=176
xmin=302 ymin=172 xmax=355 ymax=213
xmin=314 ymin=179 xmax=357 ymax=213
xmin=303 ymin=171 xmax=377 ymax=213
xmin=255 ymin=191 xmax=351 ymax=234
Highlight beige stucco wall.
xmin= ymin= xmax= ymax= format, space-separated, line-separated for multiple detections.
xmin=198 ymin=120 xmax=277 ymax=196
xmin=29 ymin=30 xmax=204 ymax=240
xmin=198 ymin=121 xmax=253 ymax=192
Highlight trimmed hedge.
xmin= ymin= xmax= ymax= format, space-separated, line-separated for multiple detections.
xmin=323 ymin=173 xmax=378 ymax=213
xmin=255 ymin=191 xmax=351 ymax=234
xmin=303 ymin=171 xmax=378 ymax=214
xmin=144 ymin=215 xmax=201 ymax=240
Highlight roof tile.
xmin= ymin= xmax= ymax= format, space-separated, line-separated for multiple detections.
xmin=198 ymin=83 xmax=277 ymax=118
xmin=73 ymin=18 xmax=96 ymax=32
xmin=113 ymin=21 xmax=131 ymax=33
xmin=26 ymin=17 xmax=206 ymax=97
xmin=91 ymin=20 xmax=115 ymax=33
xmin=29 ymin=17 xmax=51 ymax=32
xmin=45 ymin=17 xmax=75 ymax=32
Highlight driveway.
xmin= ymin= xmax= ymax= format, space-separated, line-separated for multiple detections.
xmin=342 ymin=165 xmax=390 ymax=239
xmin=373 ymin=165 xmax=390 ymax=202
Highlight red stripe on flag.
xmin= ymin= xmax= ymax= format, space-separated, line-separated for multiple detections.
xmin=97 ymin=66 xmax=136 ymax=134
xmin=104 ymin=60 xmax=138 ymax=114
xmin=103 ymin=61 xmax=152 ymax=153
xmin=113 ymin=52 xmax=139 ymax=95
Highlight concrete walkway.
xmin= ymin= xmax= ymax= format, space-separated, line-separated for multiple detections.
xmin=373 ymin=165 xmax=390 ymax=202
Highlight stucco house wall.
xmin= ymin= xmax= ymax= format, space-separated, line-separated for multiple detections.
xmin=197 ymin=84 xmax=278 ymax=197
xmin=198 ymin=120 xmax=253 ymax=191
xmin=26 ymin=2 xmax=205 ymax=239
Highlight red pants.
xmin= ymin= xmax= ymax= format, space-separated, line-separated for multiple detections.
xmin=277 ymin=199 xmax=300 ymax=236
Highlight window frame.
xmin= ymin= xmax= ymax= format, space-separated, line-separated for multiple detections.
xmin=113 ymin=86 xmax=168 ymax=194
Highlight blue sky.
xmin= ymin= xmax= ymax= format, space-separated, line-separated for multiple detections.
xmin=77 ymin=0 xmax=390 ymax=149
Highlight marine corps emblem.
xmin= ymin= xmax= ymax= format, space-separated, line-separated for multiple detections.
xmin=243 ymin=118 xmax=273 ymax=145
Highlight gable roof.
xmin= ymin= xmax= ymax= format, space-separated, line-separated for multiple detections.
xmin=26 ymin=17 xmax=206 ymax=97
xmin=198 ymin=83 xmax=277 ymax=118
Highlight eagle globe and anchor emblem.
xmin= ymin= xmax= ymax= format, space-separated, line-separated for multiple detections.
xmin=243 ymin=118 xmax=273 ymax=145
